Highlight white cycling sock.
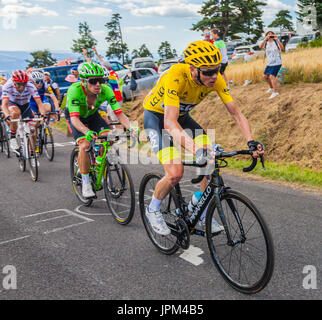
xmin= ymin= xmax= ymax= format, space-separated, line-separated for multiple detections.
xmin=149 ymin=195 xmax=162 ymax=212
xmin=81 ymin=173 xmax=90 ymax=185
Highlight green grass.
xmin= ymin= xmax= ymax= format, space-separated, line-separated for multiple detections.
xmin=298 ymin=38 xmax=322 ymax=48
xmin=224 ymin=158 xmax=322 ymax=188
xmin=52 ymin=119 xmax=68 ymax=133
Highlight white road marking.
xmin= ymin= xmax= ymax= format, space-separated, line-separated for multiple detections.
xmin=179 ymin=245 xmax=205 ymax=266
xmin=0 ymin=236 xmax=31 ymax=246
xmin=43 ymin=221 xmax=91 ymax=235
xmin=75 ymin=200 xmax=111 ymax=216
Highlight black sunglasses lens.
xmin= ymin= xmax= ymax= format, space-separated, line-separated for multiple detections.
xmin=201 ymin=68 xmax=220 ymax=76
xmin=89 ymin=78 xmax=104 ymax=85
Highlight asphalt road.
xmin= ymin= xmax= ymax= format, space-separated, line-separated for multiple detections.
xmin=0 ymin=129 xmax=321 ymax=300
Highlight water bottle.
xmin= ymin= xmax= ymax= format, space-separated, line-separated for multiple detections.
xmin=188 ymin=191 xmax=203 ymax=212
xmin=94 ymin=145 xmax=101 ymax=164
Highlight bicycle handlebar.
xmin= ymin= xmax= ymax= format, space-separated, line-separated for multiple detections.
xmin=182 ymin=149 xmax=265 ymax=172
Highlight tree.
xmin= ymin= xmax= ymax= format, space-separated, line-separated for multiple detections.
xmin=131 ymin=44 xmax=153 ymax=60
xmin=297 ymin=0 xmax=322 ymax=30
xmin=268 ymin=10 xmax=294 ymax=31
xmin=158 ymin=41 xmax=177 ymax=60
xmin=26 ymin=50 xmax=57 ymax=68
xmin=71 ymin=22 xmax=97 ymax=58
xmin=192 ymin=0 xmax=266 ymax=42
xmin=105 ymin=13 xmax=129 ymax=64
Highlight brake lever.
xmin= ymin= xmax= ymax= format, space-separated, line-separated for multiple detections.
xmin=260 ymin=154 xmax=266 ymax=170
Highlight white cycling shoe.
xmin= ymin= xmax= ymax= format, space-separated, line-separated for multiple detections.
xmin=145 ymin=208 xmax=171 ymax=236
xmin=30 ymin=157 xmax=40 ymax=167
xmin=198 ymin=218 xmax=224 ymax=233
xmin=10 ymin=138 xmax=19 ymax=151
xmin=82 ymin=183 xmax=95 ymax=199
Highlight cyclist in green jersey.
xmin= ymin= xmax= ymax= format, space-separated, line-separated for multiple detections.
xmin=66 ymin=62 xmax=138 ymax=198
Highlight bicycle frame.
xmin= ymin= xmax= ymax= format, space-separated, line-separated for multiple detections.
xmin=173 ymin=161 xmax=245 ymax=246
xmin=89 ymin=140 xmax=110 ymax=191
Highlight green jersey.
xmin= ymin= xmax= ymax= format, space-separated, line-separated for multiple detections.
xmin=67 ymin=82 xmax=122 ymax=119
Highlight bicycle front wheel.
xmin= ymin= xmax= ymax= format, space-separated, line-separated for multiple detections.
xmin=27 ymin=135 xmax=38 ymax=182
xmin=70 ymin=147 xmax=93 ymax=206
xmin=104 ymin=162 xmax=135 ymax=225
xmin=44 ymin=126 xmax=54 ymax=161
xmin=206 ymin=190 xmax=274 ymax=294
xmin=139 ymin=173 xmax=180 ymax=255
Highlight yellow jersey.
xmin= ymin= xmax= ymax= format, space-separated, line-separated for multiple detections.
xmin=143 ymin=63 xmax=233 ymax=116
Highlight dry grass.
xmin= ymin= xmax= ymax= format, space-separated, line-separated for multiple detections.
xmin=226 ymin=47 xmax=322 ymax=85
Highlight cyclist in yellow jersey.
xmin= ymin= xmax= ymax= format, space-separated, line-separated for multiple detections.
xmin=143 ymin=41 xmax=265 ymax=235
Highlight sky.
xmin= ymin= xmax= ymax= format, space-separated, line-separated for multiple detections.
xmin=0 ymin=0 xmax=299 ymax=58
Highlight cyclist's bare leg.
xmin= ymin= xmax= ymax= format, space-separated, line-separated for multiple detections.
xmin=153 ymin=162 xmax=184 ymax=201
xmin=9 ymin=106 xmax=21 ymax=134
xmin=78 ymin=139 xmax=91 ymax=174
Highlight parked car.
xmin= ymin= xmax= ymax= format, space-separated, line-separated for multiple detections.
xmin=226 ymin=41 xmax=245 ymax=59
xmin=158 ymin=58 xmax=179 ymax=73
xmin=285 ymin=36 xmax=309 ymax=51
xmin=121 ymin=68 xmax=159 ymax=102
xmin=131 ymin=57 xmax=158 ymax=73
xmin=306 ymin=31 xmax=321 ymax=41
xmin=231 ymin=44 xmax=264 ymax=62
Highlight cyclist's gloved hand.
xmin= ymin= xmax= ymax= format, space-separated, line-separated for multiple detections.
xmin=247 ymin=140 xmax=265 ymax=151
xmin=85 ymin=130 xmax=97 ymax=142
xmin=248 ymin=140 xmax=265 ymax=158
xmin=195 ymin=147 xmax=213 ymax=166
xmin=129 ymin=126 xmax=140 ymax=137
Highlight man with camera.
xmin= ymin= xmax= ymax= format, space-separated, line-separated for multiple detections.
xmin=260 ymin=31 xmax=284 ymax=99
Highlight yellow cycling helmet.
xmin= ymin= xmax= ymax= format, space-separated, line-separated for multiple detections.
xmin=184 ymin=40 xmax=222 ymax=68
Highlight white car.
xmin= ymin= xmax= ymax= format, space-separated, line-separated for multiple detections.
xmin=121 ymin=68 xmax=159 ymax=102
xmin=131 ymin=57 xmax=158 ymax=73
xmin=231 ymin=44 xmax=264 ymax=62
xmin=285 ymin=36 xmax=309 ymax=52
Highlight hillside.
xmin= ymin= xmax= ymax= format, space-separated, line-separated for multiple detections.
xmin=126 ymin=82 xmax=322 ymax=170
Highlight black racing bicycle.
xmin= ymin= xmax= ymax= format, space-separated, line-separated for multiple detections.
xmin=36 ymin=112 xmax=57 ymax=162
xmin=0 ymin=112 xmax=10 ymax=158
xmin=139 ymin=145 xmax=274 ymax=294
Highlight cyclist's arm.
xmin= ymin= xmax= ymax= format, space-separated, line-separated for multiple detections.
xmin=50 ymin=94 xmax=60 ymax=111
xmin=34 ymin=97 xmax=45 ymax=116
xmin=1 ymin=97 xmax=10 ymax=118
xmin=164 ymin=105 xmax=199 ymax=155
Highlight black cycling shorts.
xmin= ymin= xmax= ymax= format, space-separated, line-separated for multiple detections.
xmin=8 ymin=101 xmax=33 ymax=119
xmin=144 ymin=109 xmax=212 ymax=164
xmin=67 ymin=110 xmax=112 ymax=144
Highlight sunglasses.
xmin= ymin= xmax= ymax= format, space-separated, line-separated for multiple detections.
xmin=14 ymin=82 xmax=27 ymax=87
xmin=198 ymin=66 xmax=221 ymax=77
xmin=87 ymin=78 xmax=105 ymax=85
xmin=35 ymin=80 xmax=43 ymax=84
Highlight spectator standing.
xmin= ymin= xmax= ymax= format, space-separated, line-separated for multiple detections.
xmin=211 ymin=29 xmax=229 ymax=87
xmin=259 ymin=30 xmax=284 ymax=99
xmin=202 ymin=29 xmax=214 ymax=44
xmin=44 ymin=72 xmax=60 ymax=102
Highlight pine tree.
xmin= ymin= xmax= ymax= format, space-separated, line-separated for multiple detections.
xmin=71 ymin=22 xmax=97 ymax=58
xmin=105 ymin=13 xmax=129 ymax=64
xmin=268 ymin=10 xmax=294 ymax=31
xmin=26 ymin=50 xmax=57 ymax=68
xmin=158 ymin=42 xmax=177 ymax=60
xmin=132 ymin=44 xmax=153 ymax=60
xmin=192 ymin=0 xmax=266 ymax=42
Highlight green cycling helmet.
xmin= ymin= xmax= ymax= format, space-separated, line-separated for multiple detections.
xmin=78 ymin=62 xmax=105 ymax=79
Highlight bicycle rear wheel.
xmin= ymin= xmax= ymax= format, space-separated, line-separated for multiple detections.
xmin=27 ymin=135 xmax=38 ymax=182
xmin=206 ymin=190 xmax=274 ymax=294
xmin=139 ymin=173 xmax=180 ymax=255
xmin=44 ymin=126 xmax=54 ymax=161
xmin=2 ymin=126 xmax=10 ymax=158
xmin=70 ymin=147 xmax=93 ymax=206
xmin=104 ymin=161 xmax=135 ymax=225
